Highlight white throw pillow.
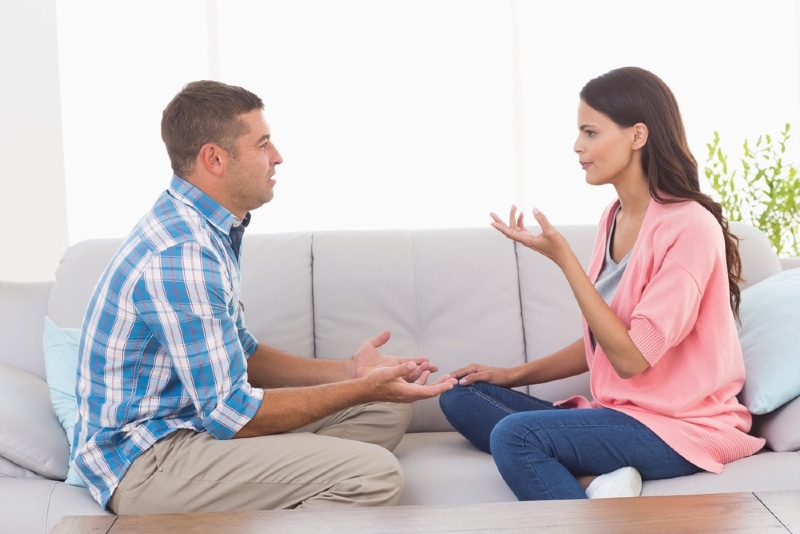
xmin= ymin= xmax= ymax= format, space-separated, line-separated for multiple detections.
xmin=42 ymin=316 xmax=87 ymax=487
xmin=0 ymin=363 xmax=69 ymax=479
xmin=737 ymin=268 xmax=800 ymax=415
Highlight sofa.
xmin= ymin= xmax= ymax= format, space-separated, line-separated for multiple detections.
xmin=2 ymin=221 xmax=800 ymax=533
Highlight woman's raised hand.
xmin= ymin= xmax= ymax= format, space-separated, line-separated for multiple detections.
xmin=490 ymin=205 xmax=572 ymax=266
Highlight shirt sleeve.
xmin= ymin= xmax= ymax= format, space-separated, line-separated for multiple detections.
xmin=137 ymin=242 xmax=262 ymax=439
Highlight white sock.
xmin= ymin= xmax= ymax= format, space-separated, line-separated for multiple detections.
xmin=585 ymin=466 xmax=642 ymax=499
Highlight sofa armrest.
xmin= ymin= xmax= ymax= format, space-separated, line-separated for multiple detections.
xmin=780 ymin=257 xmax=800 ymax=271
xmin=0 ymin=281 xmax=52 ymax=379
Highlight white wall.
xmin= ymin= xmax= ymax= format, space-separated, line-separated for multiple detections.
xmin=0 ymin=0 xmax=68 ymax=281
xmin=2 ymin=0 xmax=800 ymax=282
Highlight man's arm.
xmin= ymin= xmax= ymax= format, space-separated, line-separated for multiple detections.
xmin=245 ymin=331 xmax=438 ymax=388
xmin=245 ymin=343 xmax=356 ymax=388
xmin=235 ymin=361 xmax=455 ymax=437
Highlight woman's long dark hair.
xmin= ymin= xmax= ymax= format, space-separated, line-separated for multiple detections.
xmin=579 ymin=67 xmax=742 ymax=318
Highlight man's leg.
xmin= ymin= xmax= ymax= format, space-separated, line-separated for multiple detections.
xmin=108 ymin=428 xmax=403 ymax=514
xmin=299 ymin=402 xmax=412 ymax=451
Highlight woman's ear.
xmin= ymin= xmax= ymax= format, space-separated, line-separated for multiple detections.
xmin=632 ymin=123 xmax=649 ymax=150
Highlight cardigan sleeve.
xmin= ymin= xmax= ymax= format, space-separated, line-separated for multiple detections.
xmin=615 ymin=203 xmax=727 ymax=368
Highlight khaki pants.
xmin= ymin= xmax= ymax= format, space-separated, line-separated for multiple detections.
xmin=108 ymin=402 xmax=412 ymax=514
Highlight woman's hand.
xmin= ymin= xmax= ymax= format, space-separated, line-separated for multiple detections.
xmin=490 ymin=205 xmax=573 ymax=267
xmin=449 ymin=363 xmax=517 ymax=387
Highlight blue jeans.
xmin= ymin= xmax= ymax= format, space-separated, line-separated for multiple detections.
xmin=439 ymin=382 xmax=702 ymax=500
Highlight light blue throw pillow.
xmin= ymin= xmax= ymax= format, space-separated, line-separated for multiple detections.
xmin=42 ymin=316 xmax=86 ymax=487
xmin=737 ymin=268 xmax=800 ymax=414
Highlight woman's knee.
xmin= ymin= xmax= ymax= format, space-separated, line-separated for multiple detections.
xmin=489 ymin=412 xmax=516 ymax=454
xmin=438 ymin=386 xmax=456 ymax=414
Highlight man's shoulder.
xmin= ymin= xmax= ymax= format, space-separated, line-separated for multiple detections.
xmin=137 ymin=193 xmax=222 ymax=253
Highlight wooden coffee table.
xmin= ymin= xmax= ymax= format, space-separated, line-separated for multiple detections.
xmin=50 ymin=490 xmax=799 ymax=533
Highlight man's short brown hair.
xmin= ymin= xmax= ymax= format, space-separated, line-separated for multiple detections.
xmin=161 ymin=80 xmax=264 ymax=177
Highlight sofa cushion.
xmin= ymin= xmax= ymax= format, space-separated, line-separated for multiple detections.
xmin=42 ymin=316 xmax=86 ymax=486
xmin=0 ymin=281 xmax=52 ymax=379
xmin=311 ymin=228 xmax=528 ymax=432
xmin=0 ymin=363 xmax=68 ymax=479
xmin=729 ymin=221 xmax=783 ymax=289
xmin=0 ymin=456 xmax=46 ymax=479
xmin=737 ymin=268 xmax=800 ymax=414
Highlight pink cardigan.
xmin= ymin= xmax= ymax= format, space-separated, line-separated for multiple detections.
xmin=558 ymin=197 xmax=765 ymax=473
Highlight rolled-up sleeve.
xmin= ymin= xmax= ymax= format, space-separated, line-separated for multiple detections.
xmin=140 ymin=242 xmax=263 ymax=439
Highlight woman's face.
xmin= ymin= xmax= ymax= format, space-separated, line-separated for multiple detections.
xmin=573 ymin=100 xmax=642 ymax=187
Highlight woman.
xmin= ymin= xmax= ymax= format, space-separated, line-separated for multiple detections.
xmin=438 ymin=66 xmax=765 ymax=500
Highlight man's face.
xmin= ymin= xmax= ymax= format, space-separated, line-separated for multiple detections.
xmin=225 ymin=109 xmax=283 ymax=216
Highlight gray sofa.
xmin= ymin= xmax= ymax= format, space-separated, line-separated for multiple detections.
xmin=2 ymin=221 xmax=800 ymax=533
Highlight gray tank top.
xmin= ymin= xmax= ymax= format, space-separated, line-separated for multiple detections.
xmin=595 ymin=205 xmax=631 ymax=304
xmin=592 ymin=207 xmax=630 ymax=349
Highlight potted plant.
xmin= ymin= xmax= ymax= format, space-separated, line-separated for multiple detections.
xmin=704 ymin=123 xmax=800 ymax=257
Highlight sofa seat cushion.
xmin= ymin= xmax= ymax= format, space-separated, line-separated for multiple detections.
xmin=0 ymin=364 xmax=69 ymax=479
xmin=641 ymin=450 xmax=800 ymax=496
xmin=0 ymin=478 xmax=109 ymax=534
xmin=394 ymin=431 xmax=516 ymax=505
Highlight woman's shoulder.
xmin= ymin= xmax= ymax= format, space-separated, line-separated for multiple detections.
xmin=643 ymin=199 xmax=722 ymax=255
xmin=648 ymin=197 xmax=718 ymax=233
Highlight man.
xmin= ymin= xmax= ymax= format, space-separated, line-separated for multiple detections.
xmin=73 ymin=80 xmax=455 ymax=514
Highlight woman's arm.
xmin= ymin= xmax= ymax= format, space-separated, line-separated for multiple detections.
xmin=490 ymin=206 xmax=649 ymax=379
xmin=557 ymin=251 xmax=649 ymax=378
xmin=451 ymin=338 xmax=589 ymax=387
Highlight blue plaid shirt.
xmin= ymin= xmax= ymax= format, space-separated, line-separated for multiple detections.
xmin=73 ymin=175 xmax=264 ymax=508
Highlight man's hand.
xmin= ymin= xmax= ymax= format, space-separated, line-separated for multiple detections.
xmin=352 ymin=330 xmax=439 ymax=383
xmin=364 ymin=362 xmax=457 ymax=402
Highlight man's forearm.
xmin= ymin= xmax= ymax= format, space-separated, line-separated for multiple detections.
xmin=245 ymin=344 xmax=356 ymax=388
xmin=233 ymin=379 xmax=369 ymax=437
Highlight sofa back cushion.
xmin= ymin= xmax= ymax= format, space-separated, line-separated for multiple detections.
xmin=47 ymin=239 xmax=122 ymax=329
xmin=729 ymin=221 xmax=783 ymax=288
xmin=0 ymin=281 xmax=53 ymax=379
xmin=311 ymin=228 xmax=527 ymax=432
xmin=517 ymin=224 xmax=597 ymax=402
xmin=239 ymin=232 xmax=315 ymax=359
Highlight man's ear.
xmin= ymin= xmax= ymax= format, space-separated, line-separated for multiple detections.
xmin=197 ymin=143 xmax=227 ymax=176
xmin=632 ymin=123 xmax=649 ymax=150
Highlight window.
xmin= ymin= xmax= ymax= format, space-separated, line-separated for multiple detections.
xmin=57 ymin=0 xmax=800 ymax=244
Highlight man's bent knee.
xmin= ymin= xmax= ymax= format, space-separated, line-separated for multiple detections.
xmin=299 ymin=445 xmax=404 ymax=509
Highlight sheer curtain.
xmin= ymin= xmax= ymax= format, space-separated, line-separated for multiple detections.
xmin=57 ymin=0 xmax=800 ymax=244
